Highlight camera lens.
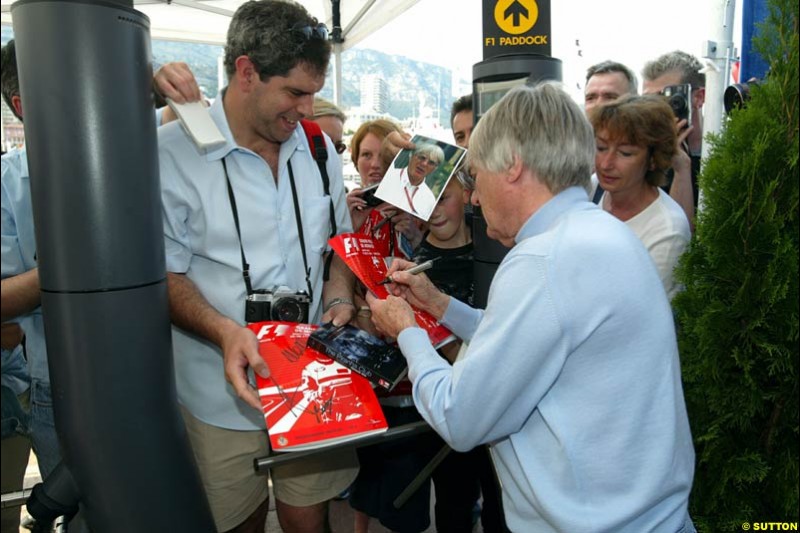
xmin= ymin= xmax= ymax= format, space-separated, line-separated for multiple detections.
xmin=668 ymin=94 xmax=689 ymax=120
xmin=272 ymin=298 xmax=303 ymax=322
xmin=724 ymin=83 xmax=751 ymax=114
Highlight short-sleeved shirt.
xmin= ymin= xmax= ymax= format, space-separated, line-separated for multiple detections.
xmin=1 ymin=148 xmax=49 ymax=383
xmin=160 ymin=93 xmax=353 ymax=430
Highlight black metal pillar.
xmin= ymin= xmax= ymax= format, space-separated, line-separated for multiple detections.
xmin=11 ymin=1 xmax=215 ymax=530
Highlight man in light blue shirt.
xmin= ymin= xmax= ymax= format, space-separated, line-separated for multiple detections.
xmin=1 ymin=39 xmax=62 ymax=481
xmin=368 ymin=83 xmax=696 ymax=533
xmin=159 ymin=2 xmax=358 ymax=532
xmin=1 ymin=38 xmax=212 ymax=486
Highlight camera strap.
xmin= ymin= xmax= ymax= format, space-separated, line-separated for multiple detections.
xmin=286 ymin=161 xmax=314 ymax=301
xmin=222 ymin=158 xmax=254 ymax=296
xmin=221 ymin=157 xmax=313 ymax=301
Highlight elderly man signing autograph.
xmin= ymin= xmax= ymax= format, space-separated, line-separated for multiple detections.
xmin=366 ymin=83 xmax=697 ymax=533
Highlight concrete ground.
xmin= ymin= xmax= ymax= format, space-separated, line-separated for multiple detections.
xmin=266 ymin=478 xmax=484 ymax=532
xmin=15 ymin=452 xmax=482 ymax=532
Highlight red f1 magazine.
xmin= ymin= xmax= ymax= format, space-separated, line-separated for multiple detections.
xmin=328 ymin=233 xmax=455 ymax=349
xmin=249 ymin=321 xmax=387 ymax=452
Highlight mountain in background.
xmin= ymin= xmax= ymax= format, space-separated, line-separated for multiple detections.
xmin=151 ymin=40 xmax=224 ymax=99
xmin=151 ymin=41 xmax=453 ymax=127
xmin=323 ymin=48 xmax=453 ymax=127
xmin=1 ymin=28 xmax=455 ymax=128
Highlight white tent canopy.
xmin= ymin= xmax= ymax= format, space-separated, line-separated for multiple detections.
xmin=1 ymin=0 xmax=420 ymax=103
xmin=140 ymin=0 xmax=417 ymax=48
xmin=2 ymin=0 xmax=418 ymax=46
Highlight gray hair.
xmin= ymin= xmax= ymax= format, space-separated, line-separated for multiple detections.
xmin=224 ymin=0 xmax=331 ymax=82
xmin=468 ymin=82 xmax=594 ymax=195
xmin=586 ymin=60 xmax=638 ymax=95
xmin=642 ymin=50 xmax=705 ymax=89
xmin=413 ymin=142 xmax=445 ymax=165
xmin=313 ymin=97 xmax=346 ymax=122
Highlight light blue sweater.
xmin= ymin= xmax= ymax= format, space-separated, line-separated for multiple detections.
xmin=398 ymin=187 xmax=695 ymax=532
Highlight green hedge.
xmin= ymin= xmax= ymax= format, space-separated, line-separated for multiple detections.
xmin=672 ymin=0 xmax=799 ymax=530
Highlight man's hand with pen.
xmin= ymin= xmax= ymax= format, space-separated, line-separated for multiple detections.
xmin=377 ymin=258 xmax=438 ymax=285
xmin=366 ymin=258 xmax=450 ymax=339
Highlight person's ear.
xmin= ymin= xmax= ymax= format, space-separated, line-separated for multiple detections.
xmin=11 ymin=94 xmax=23 ymax=120
xmin=693 ymin=87 xmax=705 ymax=109
xmin=233 ymin=56 xmax=258 ymax=91
xmin=507 ymin=154 xmax=524 ymax=184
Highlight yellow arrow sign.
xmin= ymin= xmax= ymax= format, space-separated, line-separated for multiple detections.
xmin=494 ymin=0 xmax=538 ymax=35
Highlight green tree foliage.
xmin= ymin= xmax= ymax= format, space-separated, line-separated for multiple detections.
xmin=672 ymin=0 xmax=798 ymax=529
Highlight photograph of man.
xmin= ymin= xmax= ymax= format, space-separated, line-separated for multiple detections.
xmin=376 ymin=135 xmax=465 ymax=221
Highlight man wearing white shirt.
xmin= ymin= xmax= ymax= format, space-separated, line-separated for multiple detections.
xmin=378 ymin=142 xmax=442 ymax=219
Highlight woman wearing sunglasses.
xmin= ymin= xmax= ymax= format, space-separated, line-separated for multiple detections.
xmin=311 ymin=97 xmax=348 ymax=156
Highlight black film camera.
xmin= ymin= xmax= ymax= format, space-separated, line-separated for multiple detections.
xmin=245 ymin=286 xmax=310 ymax=323
xmin=661 ymin=84 xmax=692 ymax=125
xmin=359 ymin=183 xmax=383 ymax=208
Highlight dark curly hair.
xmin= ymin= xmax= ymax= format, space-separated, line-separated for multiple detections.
xmin=588 ymin=95 xmax=677 ymax=187
xmin=223 ymin=0 xmax=331 ymax=82
xmin=1 ymin=39 xmax=21 ymax=121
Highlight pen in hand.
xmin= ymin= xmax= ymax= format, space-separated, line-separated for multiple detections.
xmin=378 ymin=258 xmax=439 ymax=285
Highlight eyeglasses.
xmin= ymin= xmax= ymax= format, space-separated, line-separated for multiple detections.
xmin=334 ymin=141 xmax=347 ymax=155
xmin=290 ymin=22 xmax=329 ymax=41
xmin=455 ymin=169 xmax=475 ymax=190
xmin=413 ymin=154 xmax=439 ymax=167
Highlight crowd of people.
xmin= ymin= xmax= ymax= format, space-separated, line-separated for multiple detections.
xmin=2 ymin=0 xmax=704 ymax=531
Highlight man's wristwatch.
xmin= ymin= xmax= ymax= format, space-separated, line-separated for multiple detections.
xmin=323 ymin=297 xmax=354 ymax=313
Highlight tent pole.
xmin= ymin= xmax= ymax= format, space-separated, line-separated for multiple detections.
xmin=333 ymin=43 xmax=343 ymax=106
xmin=703 ymin=1 xmax=737 ymax=153
xmin=699 ymin=0 xmax=737 ymax=210
xmin=331 ymin=0 xmax=344 ymax=106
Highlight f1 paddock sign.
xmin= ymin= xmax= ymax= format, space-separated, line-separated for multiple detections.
xmin=482 ymin=0 xmax=552 ymax=59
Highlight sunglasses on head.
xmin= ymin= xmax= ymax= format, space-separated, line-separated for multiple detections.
xmin=290 ymin=22 xmax=329 ymax=41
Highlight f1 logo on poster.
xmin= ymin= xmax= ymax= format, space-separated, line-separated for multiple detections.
xmin=255 ymin=322 xmax=291 ymax=340
xmin=343 ymin=236 xmax=361 ymax=256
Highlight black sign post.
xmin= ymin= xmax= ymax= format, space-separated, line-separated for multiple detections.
xmin=471 ymin=0 xmax=560 ymax=308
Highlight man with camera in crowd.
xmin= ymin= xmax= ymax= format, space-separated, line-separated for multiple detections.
xmin=159 ymin=1 xmax=358 ymax=531
xmin=643 ymin=50 xmax=706 ymax=212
